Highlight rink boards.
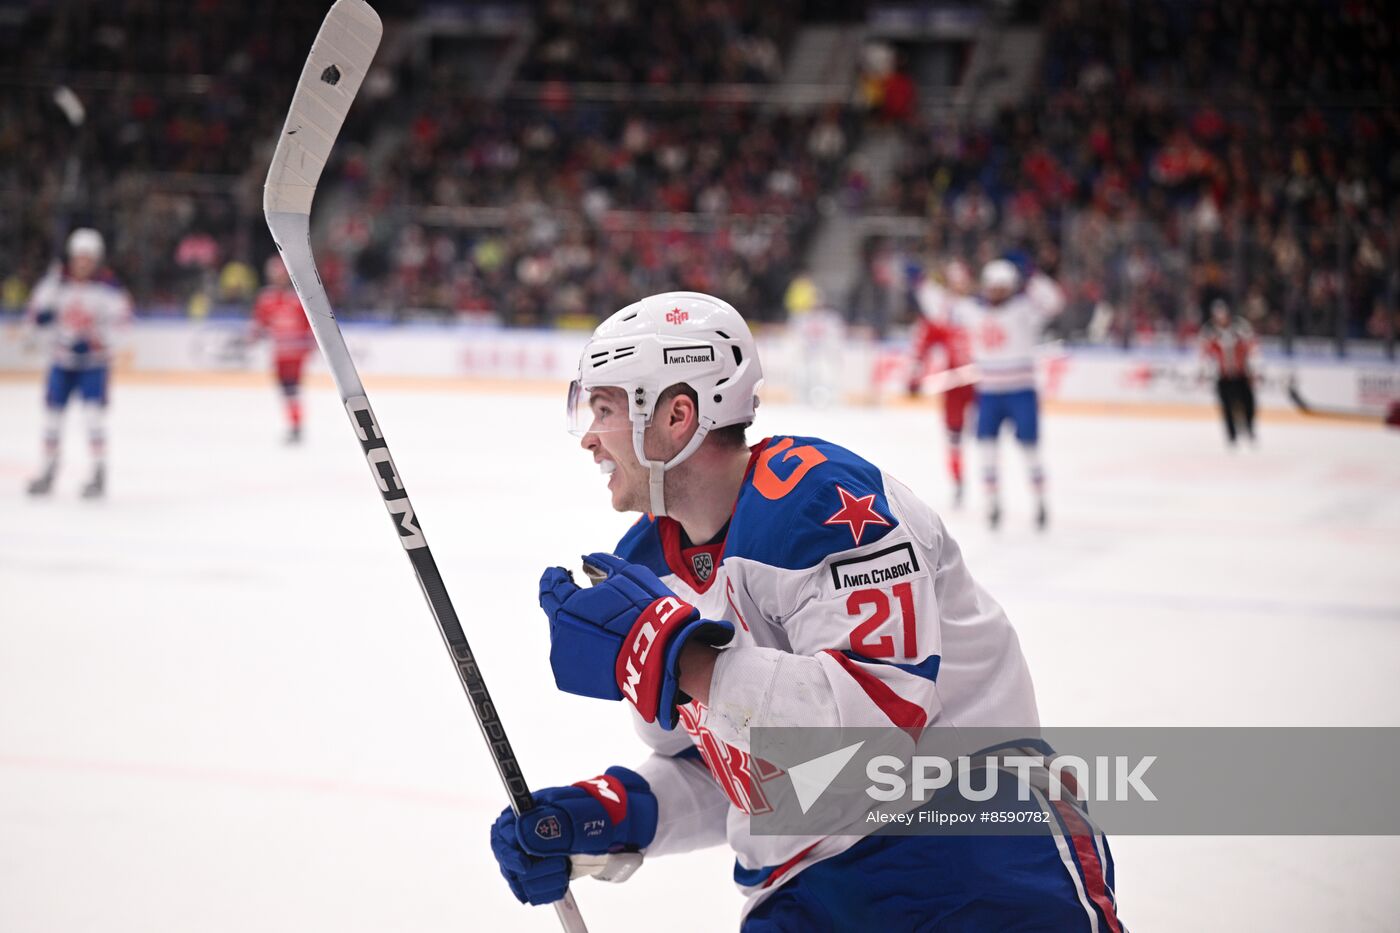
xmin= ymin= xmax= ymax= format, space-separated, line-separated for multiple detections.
xmin=2 ymin=318 xmax=1396 ymax=417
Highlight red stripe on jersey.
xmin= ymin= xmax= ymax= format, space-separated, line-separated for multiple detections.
xmin=823 ymin=650 xmax=928 ymax=739
xmin=1050 ymin=798 xmax=1122 ymax=933
xmin=761 ymin=841 xmax=821 ymax=889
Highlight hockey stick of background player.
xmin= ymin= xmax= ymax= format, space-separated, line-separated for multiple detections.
xmin=911 ymin=340 xmax=1068 ymax=398
xmin=262 ymin=3 xmax=588 ymax=929
xmin=1284 ymin=372 xmax=1379 ymax=422
xmin=50 ymin=85 xmax=87 ymax=256
xmin=917 ymin=361 xmax=980 ymax=396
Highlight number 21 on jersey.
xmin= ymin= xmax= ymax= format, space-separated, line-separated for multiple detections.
xmin=846 ymin=582 xmax=917 ymax=659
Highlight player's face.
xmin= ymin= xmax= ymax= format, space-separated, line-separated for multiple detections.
xmin=985 ymin=284 xmax=1013 ymax=305
xmin=576 ymin=386 xmax=648 ymax=512
xmin=69 ymin=254 xmax=98 ymax=279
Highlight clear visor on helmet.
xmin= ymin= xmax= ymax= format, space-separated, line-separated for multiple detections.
xmin=565 ymin=381 xmax=634 ymax=436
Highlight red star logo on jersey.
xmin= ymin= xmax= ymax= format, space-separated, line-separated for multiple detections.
xmin=823 ymin=485 xmax=891 ymax=545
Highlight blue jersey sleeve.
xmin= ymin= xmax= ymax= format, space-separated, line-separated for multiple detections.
xmin=726 ymin=436 xmax=899 ymax=571
xmin=613 ymin=514 xmax=671 ymax=580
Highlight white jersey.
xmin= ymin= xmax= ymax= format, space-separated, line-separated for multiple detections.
xmin=914 ymin=277 xmax=959 ymax=324
xmin=1025 ymin=271 xmax=1066 ymax=319
xmin=950 ymin=278 xmax=1063 ymax=393
xmin=785 ymin=307 xmax=845 ymax=406
xmin=612 ymin=435 xmax=1039 ymax=916
xmin=24 ymin=267 xmax=133 ymax=369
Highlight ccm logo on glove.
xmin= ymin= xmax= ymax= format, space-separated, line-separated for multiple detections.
xmin=539 ymin=552 xmax=732 ymax=730
xmin=617 ymin=596 xmax=691 ymax=708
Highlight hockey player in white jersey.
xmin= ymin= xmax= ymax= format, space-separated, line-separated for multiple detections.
xmin=951 ymin=260 xmax=1064 ymax=530
xmin=23 ymin=228 xmax=132 ymax=498
xmin=489 ymin=293 xmax=1121 ymax=930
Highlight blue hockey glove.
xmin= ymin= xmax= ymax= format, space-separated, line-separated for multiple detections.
xmin=489 ymin=767 xmax=658 ymax=906
xmin=538 ymin=552 xmax=734 ymax=730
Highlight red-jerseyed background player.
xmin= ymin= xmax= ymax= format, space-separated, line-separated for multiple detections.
xmin=1200 ymin=298 xmax=1258 ymax=448
xmin=911 ymin=259 xmax=976 ymax=506
xmin=250 ymin=255 xmax=314 ymax=443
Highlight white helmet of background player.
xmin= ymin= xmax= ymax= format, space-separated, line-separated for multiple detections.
xmin=567 ymin=291 xmax=763 ymax=516
xmin=981 ymin=259 xmax=1020 ymax=303
xmin=66 ymin=228 xmax=105 ymax=261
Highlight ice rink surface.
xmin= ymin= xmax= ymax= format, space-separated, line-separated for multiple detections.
xmin=2 ymin=378 xmax=1398 ymax=933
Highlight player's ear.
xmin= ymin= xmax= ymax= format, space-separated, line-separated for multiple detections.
xmin=665 ymin=392 xmax=697 ymax=436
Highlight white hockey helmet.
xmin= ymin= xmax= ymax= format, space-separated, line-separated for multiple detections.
xmin=981 ymin=258 xmax=1020 ymax=294
xmin=567 ymin=291 xmax=763 ymax=516
xmin=67 ymin=228 xmax=105 ymax=261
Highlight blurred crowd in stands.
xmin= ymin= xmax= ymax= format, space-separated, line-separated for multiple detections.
xmin=333 ymin=100 xmax=851 ymax=324
xmin=0 ymin=0 xmax=353 ymax=309
xmin=877 ymin=0 xmax=1398 ymax=345
xmin=520 ymin=0 xmax=794 ymax=85
xmin=1 ymin=0 xmax=1395 ymax=348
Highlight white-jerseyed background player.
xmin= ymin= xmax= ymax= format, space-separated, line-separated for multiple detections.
xmin=950 ymin=260 xmax=1064 ymax=530
xmin=22 ymin=228 xmax=132 ymax=499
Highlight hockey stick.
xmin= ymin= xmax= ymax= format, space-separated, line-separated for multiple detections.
xmin=262 ymin=3 xmax=588 ymax=930
xmin=1284 ymin=373 xmax=1382 ymax=422
xmin=916 ymin=361 xmax=979 ymax=396
xmin=909 ymin=340 xmax=1068 ymax=398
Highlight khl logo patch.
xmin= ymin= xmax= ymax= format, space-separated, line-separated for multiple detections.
xmin=691 ymin=551 xmax=714 ymax=582
xmin=534 ymin=815 xmax=562 ymax=841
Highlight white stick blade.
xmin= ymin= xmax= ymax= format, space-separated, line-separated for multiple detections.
xmin=263 ymin=0 xmax=382 ymax=216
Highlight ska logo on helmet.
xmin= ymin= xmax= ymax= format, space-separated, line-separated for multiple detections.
xmin=666 ymin=308 xmax=689 ymax=324
xmin=691 ymin=552 xmax=714 ymax=582
xmin=534 ymin=815 xmax=562 ymax=841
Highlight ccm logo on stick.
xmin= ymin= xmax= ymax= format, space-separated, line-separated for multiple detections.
xmin=345 ymin=396 xmax=426 ymax=549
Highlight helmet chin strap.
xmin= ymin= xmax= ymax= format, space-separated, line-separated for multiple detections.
xmin=632 ymin=419 xmax=713 ymax=518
